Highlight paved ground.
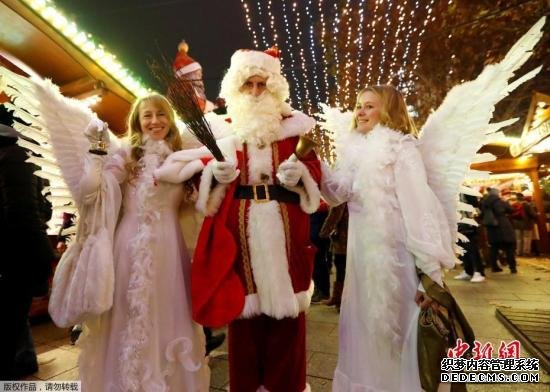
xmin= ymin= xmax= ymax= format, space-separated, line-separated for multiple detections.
xmin=24 ymin=257 xmax=550 ymax=391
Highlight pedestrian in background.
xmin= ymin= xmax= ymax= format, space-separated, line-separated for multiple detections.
xmin=311 ymin=200 xmax=331 ymax=303
xmin=481 ymin=187 xmax=517 ymax=273
xmin=0 ymin=105 xmax=54 ymax=380
xmin=511 ymin=192 xmax=538 ymax=256
xmin=319 ymin=203 xmax=348 ymax=310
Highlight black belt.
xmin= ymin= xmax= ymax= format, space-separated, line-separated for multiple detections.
xmin=234 ymin=184 xmax=300 ymax=204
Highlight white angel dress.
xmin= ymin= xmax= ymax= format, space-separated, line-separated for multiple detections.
xmin=322 ymin=126 xmax=455 ymax=391
xmin=318 ymin=17 xmax=545 ymax=392
xmin=0 ymin=66 xmax=210 ymax=390
xmin=76 ymin=142 xmax=210 ymax=391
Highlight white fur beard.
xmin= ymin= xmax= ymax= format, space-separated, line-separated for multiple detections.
xmin=228 ymin=93 xmax=284 ymax=146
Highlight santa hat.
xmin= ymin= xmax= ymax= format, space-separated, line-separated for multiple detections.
xmin=228 ymin=46 xmax=282 ymax=76
xmin=220 ymin=46 xmax=291 ymax=111
xmin=173 ymin=40 xmax=202 ymax=78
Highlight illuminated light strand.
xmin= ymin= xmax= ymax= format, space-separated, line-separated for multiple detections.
xmin=447 ymin=0 xmax=455 ymax=77
xmin=254 ymin=0 xmax=270 ymax=48
xmin=291 ymin=1 xmax=311 ymax=112
xmin=240 ymin=1 xmax=260 ymax=48
xmin=387 ymin=1 xmax=408 ymax=85
xmin=341 ymin=0 xmax=354 ymax=107
xmin=330 ymin=0 xmax=343 ymax=107
xmin=266 ymin=0 xmax=279 ymax=46
xmin=305 ymin=0 xmax=321 ymax=112
xmin=317 ymin=0 xmax=332 ymax=105
xmin=376 ymin=0 xmax=395 ymax=85
xmin=408 ymin=0 xmax=436 ymax=88
xmin=397 ymin=0 xmax=420 ymax=93
xmin=23 ymin=0 xmax=150 ymax=97
xmin=365 ymin=0 xmax=382 ymax=86
xmin=354 ymin=0 xmax=367 ymax=91
xmin=281 ymin=0 xmax=303 ymax=108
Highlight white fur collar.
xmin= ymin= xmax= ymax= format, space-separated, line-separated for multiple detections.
xmin=277 ymin=110 xmax=316 ymax=140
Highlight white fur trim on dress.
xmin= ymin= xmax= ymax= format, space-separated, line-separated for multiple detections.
xmin=284 ymin=160 xmax=321 ymax=214
xmin=241 ymin=281 xmax=314 ymax=319
xmin=175 ymin=62 xmax=202 ymax=77
xmin=243 ymin=143 xmax=301 ymax=319
xmin=246 ymin=203 xmax=298 ymax=319
xmin=333 ymin=125 xmax=408 ymax=355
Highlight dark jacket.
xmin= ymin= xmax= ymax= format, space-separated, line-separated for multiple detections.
xmin=0 ymin=136 xmax=54 ymax=295
xmin=511 ymin=201 xmax=537 ymax=230
xmin=481 ymin=193 xmax=515 ymax=244
xmin=319 ymin=203 xmax=348 ymax=255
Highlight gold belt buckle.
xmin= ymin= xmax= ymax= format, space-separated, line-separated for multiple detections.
xmin=252 ymin=183 xmax=270 ymax=203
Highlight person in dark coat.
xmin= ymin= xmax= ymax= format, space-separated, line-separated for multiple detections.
xmin=310 ymin=201 xmax=331 ymax=302
xmin=511 ymin=192 xmax=538 ymax=256
xmin=480 ymin=188 xmax=517 ymax=273
xmin=319 ymin=203 xmax=348 ymax=310
xmin=0 ymin=105 xmax=54 ymax=379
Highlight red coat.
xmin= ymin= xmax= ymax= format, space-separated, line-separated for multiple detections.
xmin=191 ymin=136 xmax=321 ymax=328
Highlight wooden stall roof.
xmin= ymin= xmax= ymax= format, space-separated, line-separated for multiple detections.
xmin=0 ymin=0 xmax=140 ymax=133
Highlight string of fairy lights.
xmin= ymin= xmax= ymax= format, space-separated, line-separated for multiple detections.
xmin=21 ymin=0 xmax=151 ymax=98
xmin=240 ymin=0 xmax=444 ymax=111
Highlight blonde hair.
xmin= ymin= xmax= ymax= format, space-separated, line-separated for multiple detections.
xmin=353 ymin=85 xmax=417 ymax=137
xmin=125 ymin=94 xmax=182 ymax=176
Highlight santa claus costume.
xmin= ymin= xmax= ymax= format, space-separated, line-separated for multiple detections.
xmin=188 ymin=48 xmax=321 ymax=392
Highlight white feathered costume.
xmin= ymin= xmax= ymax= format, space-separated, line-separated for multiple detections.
xmin=319 ymin=17 xmax=545 ymax=392
xmin=0 ymin=69 xmax=211 ymax=391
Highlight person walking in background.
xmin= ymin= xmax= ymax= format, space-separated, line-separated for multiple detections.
xmin=319 ymin=203 xmax=348 ymax=311
xmin=0 ymin=106 xmax=54 ymax=380
xmin=311 ymin=200 xmax=331 ymax=303
xmin=455 ymin=194 xmax=485 ymax=282
xmin=481 ymin=188 xmax=518 ymax=273
xmin=511 ymin=192 xmax=538 ymax=256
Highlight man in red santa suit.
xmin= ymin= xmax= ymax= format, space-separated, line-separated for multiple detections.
xmin=191 ymin=47 xmax=321 ymax=392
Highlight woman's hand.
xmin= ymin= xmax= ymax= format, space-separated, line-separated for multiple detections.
xmin=415 ymin=290 xmax=438 ymax=311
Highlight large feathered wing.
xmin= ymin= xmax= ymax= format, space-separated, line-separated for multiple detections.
xmin=418 ymin=16 xmax=545 ymax=252
xmin=0 ymin=66 xmax=120 ymax=233
xmin=317 ymin=102 xmax=354 ymax=162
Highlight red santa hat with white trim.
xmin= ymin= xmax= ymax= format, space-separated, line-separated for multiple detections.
xmin=173 ymin=40 xmax=202 ymax=78
xmin=220 ymin=46 xmax=292 ymax=115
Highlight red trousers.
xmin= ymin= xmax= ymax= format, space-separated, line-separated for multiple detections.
xmin=228 ymin=313 xmax=306 ymax=392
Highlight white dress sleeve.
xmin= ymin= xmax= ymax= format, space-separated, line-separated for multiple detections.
xmin=320 ymin=161 xmax=351 ymax=206
xmin=78 ymin=149 xmax=128 ymax=205
xmin=395 ymin=143 xmax=455 ymax=287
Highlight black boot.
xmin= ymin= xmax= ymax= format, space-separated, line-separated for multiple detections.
xmin=204 ymin=328 xmax=226 ymax=355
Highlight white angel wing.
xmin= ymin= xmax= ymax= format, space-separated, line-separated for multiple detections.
xmin=418 ymin=16 xmax=545 ymax=252
xmin=317 ymin=102 xmax=354 ymax=161
xmin=0 ymin=66 xmax=120 ymax=233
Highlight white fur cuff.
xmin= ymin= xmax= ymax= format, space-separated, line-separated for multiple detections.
xmin=196 ymin=160 xmax=230 ymax=216
xmin=284 ymin=160 xmax=321 ymax=214
xmin=240 ymin=281 xmax=314 ymax=319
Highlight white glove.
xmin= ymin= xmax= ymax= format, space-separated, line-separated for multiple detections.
xmin=84 ymin=118 xmax=110 ymax=147
xmin=212 ymin=160 xmax=239 ymax=184
xmin=276 ymin=159 xmax=304 ymax=187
